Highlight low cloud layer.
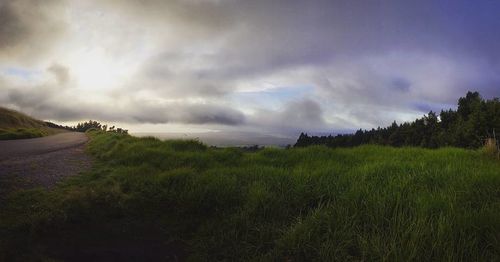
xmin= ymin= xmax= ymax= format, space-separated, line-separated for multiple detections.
xmin=249 ymin=99 xmax=328 ymax=135
xmin=0 ymin=75 xmax=245 ymax=126
xmin=1 ymin=0 xmax=500 ymax=134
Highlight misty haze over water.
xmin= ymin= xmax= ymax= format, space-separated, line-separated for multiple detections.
xmin=133 ymin=131 xmax=297 ymax=147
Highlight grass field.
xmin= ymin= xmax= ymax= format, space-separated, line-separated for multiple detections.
xmin=1 ymin=131 xmax=499 ymax=261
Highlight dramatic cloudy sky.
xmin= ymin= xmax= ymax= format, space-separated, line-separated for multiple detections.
xmin=1 ymin=0 xmax=500 ymax=135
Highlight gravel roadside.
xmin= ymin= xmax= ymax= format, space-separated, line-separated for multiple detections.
xmin=0 ymin=134 xmax=93 ymax=200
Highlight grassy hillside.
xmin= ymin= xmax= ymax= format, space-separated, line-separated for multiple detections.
xmin=1 ymin=131 xmax=499 ymax=261
xmin=0 ymin=107 xmax=65 ymax=139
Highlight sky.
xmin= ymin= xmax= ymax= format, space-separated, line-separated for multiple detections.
xmin=1 ymin=0 xmax=500 ymax=136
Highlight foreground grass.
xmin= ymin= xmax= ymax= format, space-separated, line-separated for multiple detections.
xmin=1 ymin=131 xmax=499 ymax=261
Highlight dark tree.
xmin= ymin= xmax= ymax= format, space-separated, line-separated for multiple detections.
xmin=295 ymin=91 xmax=500 ymax=149
xmin=70 ymin=121 xmax=128 ymax=134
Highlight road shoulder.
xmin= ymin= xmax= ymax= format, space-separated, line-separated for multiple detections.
xmin=0 ymin=140 xmax=92 ymax=200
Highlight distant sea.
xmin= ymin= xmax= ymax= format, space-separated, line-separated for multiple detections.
xmin=132 ymin=131 xmax=297 ymax=147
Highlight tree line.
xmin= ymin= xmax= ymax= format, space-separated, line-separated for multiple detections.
xmin=46 ymin=120 xmax=128 ymax=134
xmin=295 ymin=91 xmax=500 ymax=149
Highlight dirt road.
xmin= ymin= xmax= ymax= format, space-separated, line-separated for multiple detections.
xmin=0 ymin=132 xmax=89 ymax=158
xmin=0 ymin=132 xmax=92 ymax=198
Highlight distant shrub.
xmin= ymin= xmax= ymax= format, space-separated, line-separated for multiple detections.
xmin=71 ymin=120 xmax=128 ymax=135
xmin=44 ymin=121 xmax=72 ymax=131
xmin=483 ymin=138 xmax=499 ymax=159
xmin=164 ymin=139 xmax=207 ymax=151
xmin=84 ymin=128 xmax=100 ymax=133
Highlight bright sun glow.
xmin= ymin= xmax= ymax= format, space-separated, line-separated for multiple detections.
xmin=69 ymin=50 xmax=128 ymax=90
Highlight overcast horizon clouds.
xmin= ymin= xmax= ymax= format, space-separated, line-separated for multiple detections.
xmin=1 ymin=0 xmax=500 ymax=136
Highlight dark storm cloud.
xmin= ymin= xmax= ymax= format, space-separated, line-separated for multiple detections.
xmin=111 ymin=0 xmax=500 ymax=66
xmin=129 ymin=52 xmax=233 ymax=98
xmin=127 ymin=101 xmax=246 ymax=125
xmin=0 ymin=0 xmax=66 ymax=62
xmin=47 ymin=64 xmax=70 ymax=85
xmin=390 ymin=78 xmax=411 ymax=93
xmin=111 ymin=0 xmax=500 ymax=106
xmin=59 ymin=101 xmax=246 ymax=126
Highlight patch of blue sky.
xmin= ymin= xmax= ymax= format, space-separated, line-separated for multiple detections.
xmin=231 ymin=85 xmax=312 ymax=110
xmin=1 ymin=67 xmax=41 ymax=81
xmin=412 ymin=101 xmax=457 ymax=114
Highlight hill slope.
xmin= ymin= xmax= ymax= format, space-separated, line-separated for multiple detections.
xmin=0 ymin=107 xmax=65 ymax=140
xmin=0 ymin=107 xmax=47 ymax=129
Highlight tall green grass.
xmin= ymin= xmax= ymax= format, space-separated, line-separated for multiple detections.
xmin=1 ymin=131 xmax=499 ymax=261
xmin=0 ymin=128 xmax=48 ymax=140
